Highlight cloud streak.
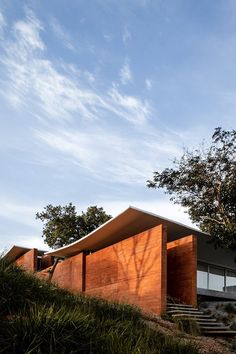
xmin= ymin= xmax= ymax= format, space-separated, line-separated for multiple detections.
xmin=145 ymin=78 xmax=152 ymax=90
xmin=0 ymin=199 xmax=42 ymax=229
xmin=35 ymin=124 xmax=183 ymax=184
xmin=122 ymin=25 xmax=131 ymax=44
xmin=36 ymin=128 xmax=153 ymax=184
xmin=50 ymin=17 xmax=74 ymax=50
xmin=0 ymin=11 xmax=149 ymax=127
xmin=0 ymin=10 xmax=5 ymax=37
xmin=119 ymin=61 xmax=132 ymax=85
xmin=0 ymin=9 xmax=185 ymax=185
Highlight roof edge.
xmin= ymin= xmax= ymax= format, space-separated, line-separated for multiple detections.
xmin=45 ymin=206 xmax=133 ymax=256
xmin=46 ymin=205 xmax=209 ymax=256
xmin=128 ymin=205 xmax=208 ymax=236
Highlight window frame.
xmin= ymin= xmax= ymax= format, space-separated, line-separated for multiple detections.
xmin=197 ymin=261 xmax=236 ymax=294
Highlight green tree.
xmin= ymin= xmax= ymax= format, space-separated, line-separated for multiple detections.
xmin=36 ymin=203 xmax=112 ymax=249
xmin=147 ymin=128 xmax=236 ymax=249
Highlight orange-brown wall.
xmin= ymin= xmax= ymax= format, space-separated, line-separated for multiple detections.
xmin=14 ymin=229 xmax=198 ymax=314
xmin=41 ymin=255 xmax=54 ymax=270
xmin=15 ymin=248 xmax=37 ymax=272
xmin=50 ymin=253 xmax=84 ymax=293
xmin=86 ymin=224 xmax=167 ymax=314
xmin=167 ymin=235 xmax=197 ymax=306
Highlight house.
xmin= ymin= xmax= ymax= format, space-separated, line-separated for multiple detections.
xmin=4 ymin=206 xmax=236 ymax=315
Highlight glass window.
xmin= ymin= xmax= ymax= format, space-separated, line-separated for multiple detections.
xmin=209 ymin=266 xmax=224 ymax=292
xmin=197 ymin=263 xmax=208 ymax=289
xmin=226 ymin=271 xmax=236 ymax=293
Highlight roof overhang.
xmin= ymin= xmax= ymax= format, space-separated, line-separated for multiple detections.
xmin=4 ymin=245 xmax=46 ymax=262
xmin=46 ymin=206 xmax=207 ymax=258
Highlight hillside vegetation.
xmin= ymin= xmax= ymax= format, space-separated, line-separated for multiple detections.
xmin=0 ymin=258 xmax=231 ymax=354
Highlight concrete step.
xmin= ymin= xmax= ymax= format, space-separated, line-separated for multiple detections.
xmin=167 ymin=306 xmax=198 ymax=312
xmin=171 ymin=313 xmax=212 ymax=319
xmin=196 ymin=318 xmax=217 ymax=323
xmin=167 ymin=303 xmax=193 ymax=308
xmin=167 ymin=302 xmax=236 ymax=337
xmin=201 ymin=326 xmax=230 ymax=331
xmin=167 ymin=310 xmax=204 ymax=315
xmin=203 ymin=330 xmax=236 ymax=337
xmin=197 ymin=322 xmax=222 ymax=327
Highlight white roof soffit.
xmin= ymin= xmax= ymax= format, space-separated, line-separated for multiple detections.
xmin=46 ymin=206 xmax=206 ymax=258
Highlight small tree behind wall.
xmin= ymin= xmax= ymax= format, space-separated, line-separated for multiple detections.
xmin=36 ymin=203 xmax=112 ymax=249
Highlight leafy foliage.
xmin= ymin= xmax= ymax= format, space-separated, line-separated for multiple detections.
xmin=0 ymin=258 xmax=198 ymax=354
xmin=147 ymin=128 xmax=236 ymax=249
xmin=36 ymin=203 xmax=112 ymax=249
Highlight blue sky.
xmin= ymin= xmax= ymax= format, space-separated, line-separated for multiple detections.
xmin=0 ymin=0 xmax=235 ymax=252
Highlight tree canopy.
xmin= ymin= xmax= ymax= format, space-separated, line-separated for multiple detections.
xmin=147 ymin=128 xmax=236 ymax=250
xmin=36 ymin=203 xmax=112 ymax=249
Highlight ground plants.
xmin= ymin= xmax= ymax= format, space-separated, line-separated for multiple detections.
xmin=173 ymin=317 xmax=201 ymax=337
xmin=224 ymin=302 xmax=236 ymax=315
xmin=0 ymin=258 xmax=198 ymax=354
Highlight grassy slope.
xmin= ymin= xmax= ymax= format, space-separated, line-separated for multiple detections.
xmin=0 ymin=258 xmax=199 ymax=354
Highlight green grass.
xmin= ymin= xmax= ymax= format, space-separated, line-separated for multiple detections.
xmin=0 ymin=258 xmax=199 ymax=354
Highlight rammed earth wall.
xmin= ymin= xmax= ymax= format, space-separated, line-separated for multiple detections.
xmin=85 ymin=224 xmax=167 ymax=314
xmin=167 ymin=235 xmax=197 ymax=306
xmin=16 ymin=227 xmax=197 ymax=314
xmin=38 ymin=225 xmax=167 ymax=315
xmin=15 ymin=248 xmax=37 ymax=272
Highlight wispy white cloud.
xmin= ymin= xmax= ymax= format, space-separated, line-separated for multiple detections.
xmin=0 ymin=11 xmax=150 ymax=126
xmin=35 ymin=123 xmax=184 ymax=185
xmin=84 ymin=71 xmax=95 ymax=83
xmin=0 ymin=11 xmax=6 ymax=37
xmin=14 ymin=9 xmax=45 ymax=51
xmin=0 ymin=9 xmax=185 ymax=186
xmin=122 ymin=25 xmax=131 ymax=44
xmin=50 ymin=17 xmax=74 ymax=50
xmin=119 ymin=60 xmax=132 ymax=85
xmin=0 ymin=199 xmax=42 ymax=229
xmin=104 ymin=33 xmax=113 ymax=42
xmin=145 ymin=78 xmax=152 ymax=90
xmin=36 ymin=128 xmax=154 ymax=184
xmin=108 ymin=87 xmax=150 ymax=125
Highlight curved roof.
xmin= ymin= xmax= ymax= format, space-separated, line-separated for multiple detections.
xmin=46 ymin=206 xmax=206 ymax=258
xmin=4 ymin=245 xmax=46 ymax=262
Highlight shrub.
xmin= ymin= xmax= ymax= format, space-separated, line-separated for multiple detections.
xmin=224 ymin=303 xmax=236 ymax=315
xmin=173 ymin=317 xmax=201 ymax=336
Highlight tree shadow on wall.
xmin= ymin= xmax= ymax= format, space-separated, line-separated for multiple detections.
xmin=111 ymin=227 xmax=163 ymax=305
